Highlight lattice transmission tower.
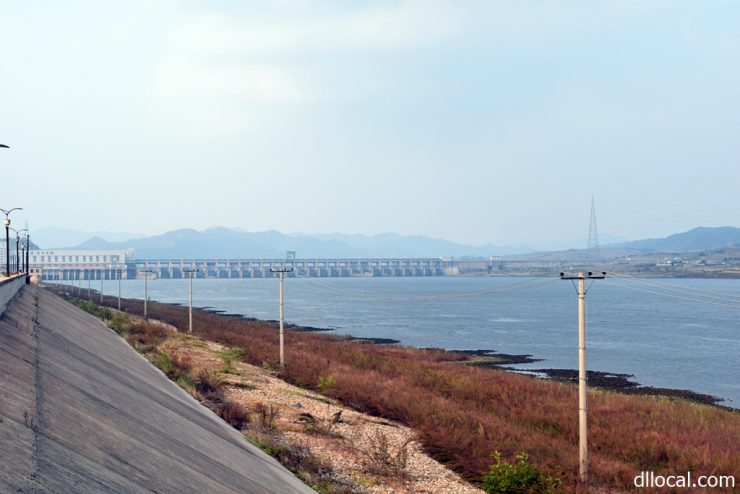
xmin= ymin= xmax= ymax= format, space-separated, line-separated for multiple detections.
xmin=587 ymin=196 xmax=599 ymax=250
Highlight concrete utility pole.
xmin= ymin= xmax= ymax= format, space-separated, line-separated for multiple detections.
xmin=270 ymin=267 xmax=294 ymax=368
xmin=185 ymin=267 xmax=198 ymax=333
xmin=560 ymin=271 xmax=605 ymax=485
xmin=87 ymin=271 xmax=91 ymax=299
xmin=100 ymin=274 xmax=104 ymax=303
xmin=117 ymin=268 xmax=122 ymax=311
xmin=142 ymin=268 xmax=153 ymax=319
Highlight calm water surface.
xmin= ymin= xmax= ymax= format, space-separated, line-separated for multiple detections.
xmin=75 ymin=276 xmax=740 ymax=408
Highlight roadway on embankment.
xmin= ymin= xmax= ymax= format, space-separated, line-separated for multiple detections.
xmin=0 ymin=284 xmax=315 ymax=493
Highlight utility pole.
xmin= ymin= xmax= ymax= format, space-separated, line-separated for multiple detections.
xmin=87 ymin=270 xmax=91 ymax=299
xmin=185 ymin=267 xmax=198 ymax=333
xmin=117 ymin=268 xmax=122 ymax=311
xmin=560 ymin=271 xmax=605 ymax=485
xmin=270 ymin=267 xmax=294 ymax=368
xmin=100 ymin=273 xmax=104 ymax=303
xmin=142 ymin=268 xmax=153 ymax=319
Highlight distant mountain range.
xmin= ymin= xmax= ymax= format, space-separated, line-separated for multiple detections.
xmin=60 ymin=227 xmax=528 ymax=259
xmin=32 ymin=227 xmax=144 ymax=250
xmin=619 ymin=226 xmax=740 ymax=252
xmin=31 ymin=225 xmax=740 ymax=259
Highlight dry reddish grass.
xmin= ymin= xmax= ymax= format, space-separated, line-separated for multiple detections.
xmin=62 ymin=288 xmax=740 ymax=492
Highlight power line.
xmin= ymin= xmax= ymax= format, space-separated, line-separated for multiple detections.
xmin=291 ymin=276 xmax=559 ymax=302
xmin=607 ymin=272 xmax=740 ymax=303
xmin=603 ymin=279 xmax=740 ymax=310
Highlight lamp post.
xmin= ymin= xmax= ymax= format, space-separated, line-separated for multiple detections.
xmin=1 ymin=208 xmax=23 ymax=276
xmin=20 ymin=239 xmax=26 ymax=273
xmin=25 ymin=233 xmax=30 ymax=283
xmin=185 ymin=267 xmax=199 ymax=333
xmin=23 ymin=222 xmax=30 ymax=279
xmin=10 ymin=227 xmax=28 ymax=274
xmin=26 ymin=244 xmax=30 ymax=274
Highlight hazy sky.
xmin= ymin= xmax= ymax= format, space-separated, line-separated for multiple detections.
xmin=2 ymin=1 xmax=739 ymax=248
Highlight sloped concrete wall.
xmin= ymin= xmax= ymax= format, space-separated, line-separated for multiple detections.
xmin=0 ymin=275 xmax=25 ymax=314
xmin=0 ymin=285 xmax=315 ymax=493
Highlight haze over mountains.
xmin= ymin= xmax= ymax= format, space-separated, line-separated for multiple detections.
xmin=31 ymin=226 xmax=740 ymax=259
xmin=34 ymin=227 xmax=529 ymax=259
xmin=618 ymin=226 xmax=740 ymax=252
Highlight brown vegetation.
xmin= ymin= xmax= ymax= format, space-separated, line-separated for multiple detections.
xmin=359 ymin=430 xmax=412 ymax=481
xmin=55 ymin=286 xmax=740 ymax=492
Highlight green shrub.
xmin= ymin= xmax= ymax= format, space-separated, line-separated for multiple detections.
xmin=216 ymin=347 xmax=245 ymax=374
xmin=71 ymin=298 xmax=111 ymax=320
xmin=317 ymin=374 xmax=336 ymax=394
xmin=482 ymin=452 xmax=560 ymax=494
xmin=154 ymin=352 xmax=173 ymax=374
xmin=109 ymin=312 xmax=132 ymax=336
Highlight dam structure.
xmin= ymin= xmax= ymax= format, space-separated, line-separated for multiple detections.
xmin=0 ymin=277 xmax=315 ymax=493
xmin=34 ymin=257 xmax=569 ymax=281
xmin=128 ymin=258 xmax=450 ymax=279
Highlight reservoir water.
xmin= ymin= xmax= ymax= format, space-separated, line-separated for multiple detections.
xmin=71 ymin=276 xmax=740 ymax=408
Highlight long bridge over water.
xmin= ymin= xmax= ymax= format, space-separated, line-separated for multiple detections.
xmin=34 ymin=257 xmax=569 ymax=281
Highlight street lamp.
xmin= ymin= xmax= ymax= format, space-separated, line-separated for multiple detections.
xmin=21 ymin=236 xmax=27 ymax=274
xmin=1 ymin=208 xmax=23 ymax=276
xmin=10 ymin=227 xmax=28 ymax=274
xmin=25 ymin=232 xmax=31 ymax=283
xmin=22 ymin=222 xmax=30 ymax=279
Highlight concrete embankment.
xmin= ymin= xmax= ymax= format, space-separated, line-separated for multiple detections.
xmin=0 ymin=274 xmax=26 ymax=312
xmin=0 ymin=284 xmax=314 ymax=493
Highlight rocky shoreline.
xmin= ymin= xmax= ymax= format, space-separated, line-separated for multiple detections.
xmin=507 ymin=368 xmax=723 ymax=406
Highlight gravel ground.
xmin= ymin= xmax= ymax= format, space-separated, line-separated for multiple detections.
xmin=163 ymin=337 xmax=484 ymax=494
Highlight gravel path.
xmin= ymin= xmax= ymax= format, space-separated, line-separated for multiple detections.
xmin=164 ymin=337 xmax=484 ymax=494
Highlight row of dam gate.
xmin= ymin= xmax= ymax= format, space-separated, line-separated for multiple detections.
xmin=37 ymin=258 xmax=457 ymax=280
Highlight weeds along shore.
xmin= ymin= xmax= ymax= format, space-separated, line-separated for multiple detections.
xmin=50 ymin=286 xmax=740 ymax=493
